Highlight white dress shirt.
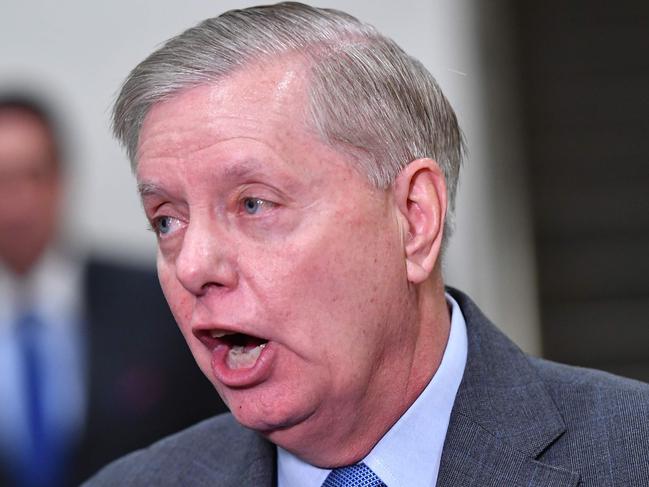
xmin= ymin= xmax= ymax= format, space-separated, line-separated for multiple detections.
xmin=0 ymin=250 xmax=87 ymax=464
xmin=277 ymin=293 xmax=468 ymax=487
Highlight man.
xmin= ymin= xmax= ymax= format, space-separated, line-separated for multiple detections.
xmin=86 ymin=3 xmax=649 ymax=486
xmin=0 ymin=95 xmax=227 ymax=486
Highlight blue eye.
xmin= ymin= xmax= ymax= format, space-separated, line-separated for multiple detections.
xmin=243 ymin=197 xmax=265 ymax=215
xmin=153 ymin=216 xmax=175 ymax=236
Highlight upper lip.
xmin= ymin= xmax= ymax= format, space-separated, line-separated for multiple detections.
xmin=192 ymin=323 xmax=268 ymax=347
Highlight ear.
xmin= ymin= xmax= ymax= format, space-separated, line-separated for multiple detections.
xmin=394 ymin=158 xmax=447 ymax=284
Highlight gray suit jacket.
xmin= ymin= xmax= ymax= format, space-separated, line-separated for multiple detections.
xmin=84 ymin=289 xmax=649 ymax=486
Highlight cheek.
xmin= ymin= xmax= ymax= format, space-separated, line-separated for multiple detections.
xmin=255 ymin=216 xmax=403 ymax=350
xmin=157 ymin=260 xmax=213 ymax=376
xmin=157 ymin=257 xmax=192 ymax=332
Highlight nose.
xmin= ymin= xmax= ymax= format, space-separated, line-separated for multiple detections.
xmin=174 ymin=215 xmax=238 ymax=296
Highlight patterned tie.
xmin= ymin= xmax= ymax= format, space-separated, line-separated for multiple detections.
xmin=322 ymin=463 xmax=387 ymax=487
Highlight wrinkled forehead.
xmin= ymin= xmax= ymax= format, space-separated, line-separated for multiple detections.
xmin=136 ymin=57 xmax=315 ymax=161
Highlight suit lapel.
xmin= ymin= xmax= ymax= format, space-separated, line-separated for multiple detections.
xmin=239 ymin=439 xmax=277 ymax=487
xmin=189 ymin=428 xmax=277 ymax=487
xmin=437 ymin=414 xmax=579 ymax=487
xmin=437 ymin=290 xmax=580 ymax=487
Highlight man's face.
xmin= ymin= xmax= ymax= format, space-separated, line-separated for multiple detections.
xmin=137 ymin=61 xmax=421 ymax=457
xmin=0 ymin=109 xmax=60 ymax=274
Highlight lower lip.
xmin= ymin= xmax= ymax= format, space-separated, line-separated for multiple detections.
xmin=210 ymin=341 xmax=276 ymax=387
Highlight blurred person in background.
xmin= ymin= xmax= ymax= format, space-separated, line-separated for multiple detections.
xmin=0 ymin=93 xmax=227 ymax=487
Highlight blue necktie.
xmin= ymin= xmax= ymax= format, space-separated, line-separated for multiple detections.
xmin=15 ymin=310 xmax=66 ymax=487
xmin=322 ymin=463 xmax=387 ymax=487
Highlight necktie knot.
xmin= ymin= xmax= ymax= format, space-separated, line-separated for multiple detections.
xmin=322 ymin=463 xmax=386 ymax=487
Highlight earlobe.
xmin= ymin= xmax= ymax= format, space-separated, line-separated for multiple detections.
xmin=394 ymin=158 xmax=447 ymax=284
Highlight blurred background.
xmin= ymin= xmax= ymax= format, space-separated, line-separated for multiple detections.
xmin=0 ymin=2 xmax=647 ymax=479
xmin=511 ymin=1 xmax=649 ymax=382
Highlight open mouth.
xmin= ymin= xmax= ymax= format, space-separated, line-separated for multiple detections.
xmin=198 ymin=330 xmax=269 ymax=370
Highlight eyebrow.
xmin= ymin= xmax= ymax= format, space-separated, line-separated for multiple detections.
xmin=135 ymin=161 xmax=263 ymax=198
xmin=137 ymin=182 xmax=167 ymax=198
xmin=222 ymin=159 xmax=269 ymax=181
xmin=136 ymin=159 xmax=297 ymax=201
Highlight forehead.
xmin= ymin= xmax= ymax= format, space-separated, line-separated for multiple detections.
xmin=0 ymin=109 xmax=56 ymax=172
xmin=137 ymin=58 xmax=314 ymax=164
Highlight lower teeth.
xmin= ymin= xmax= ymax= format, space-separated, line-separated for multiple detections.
xmin=226 ymin=343 xmax=266 ymax=369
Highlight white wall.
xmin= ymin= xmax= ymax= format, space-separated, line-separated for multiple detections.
xmin=0 ymin=1 xmax=540 ymax=354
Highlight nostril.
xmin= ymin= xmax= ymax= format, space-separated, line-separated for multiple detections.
xmin=202 ymin=281 xmax=225 ymax=291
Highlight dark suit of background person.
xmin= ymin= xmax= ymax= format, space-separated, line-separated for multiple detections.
xmin=84 ymin=3 xmax=649 ymax=487
xmin=72 ymin=257 xmax=228 ymax=484
xmin=0 ymin=95 xmax=228 ymax=487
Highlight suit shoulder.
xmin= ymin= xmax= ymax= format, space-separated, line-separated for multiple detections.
xmin=82 ymin=414 xmax=264 ymax=486
xmin=530 ymin=357 xmax=649 ymax=471
xmin=530 ymin=356 xmax=649 ymax=420
xmin=530 ymin=356 xmax=649 ymax=397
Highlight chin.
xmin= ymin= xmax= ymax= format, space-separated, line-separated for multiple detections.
xmin=226 ymin=389 xmax=316 ymax=437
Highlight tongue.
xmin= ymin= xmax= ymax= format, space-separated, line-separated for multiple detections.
xmin=226 ymin=343 xmax=266 ymax=369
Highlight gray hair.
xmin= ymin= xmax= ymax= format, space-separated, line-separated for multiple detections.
xmin=113 ymin=1 xmax=465 ymax=242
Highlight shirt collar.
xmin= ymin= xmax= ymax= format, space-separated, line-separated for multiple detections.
xmin=277 ymin=292 xmax=468 ymax=487
xmin=0 ymin=249 xmax=83 ymax=329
